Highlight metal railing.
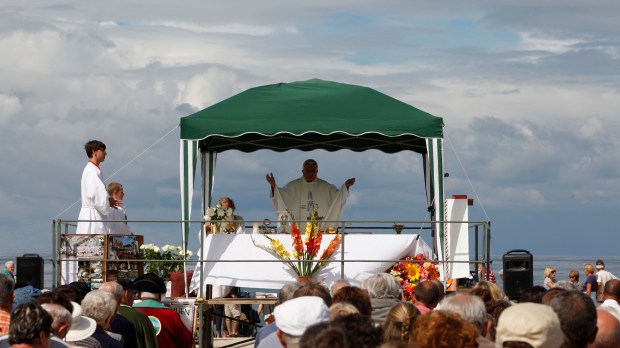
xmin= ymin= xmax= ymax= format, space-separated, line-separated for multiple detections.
xmin=51 ymin=218 xmax=491 ymax=347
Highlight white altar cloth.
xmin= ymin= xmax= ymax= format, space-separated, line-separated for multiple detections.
xmin=191 ymin=234 xmax=430 ymax=291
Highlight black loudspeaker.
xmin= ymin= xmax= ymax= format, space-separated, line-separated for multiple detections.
xmin=16 ymin=253 xmax=44 ymax=289
xmin=503 ymin=249 xmax=533 ymax=300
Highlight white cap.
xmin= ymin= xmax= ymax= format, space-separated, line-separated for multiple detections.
xmin=496 ymin=303 xmax=563 ymax=348
xmin=274 ymin=296 xmax=329 ymax=336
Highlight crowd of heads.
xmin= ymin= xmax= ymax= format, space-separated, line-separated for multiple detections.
xmin=259 ymin=267 xmax=620 ymax=348
xmin=0 ymin=271 xmax=192 ymax=348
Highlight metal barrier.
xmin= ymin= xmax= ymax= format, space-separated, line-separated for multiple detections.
xmin=51 ymin=218 xmax=491 ymax=347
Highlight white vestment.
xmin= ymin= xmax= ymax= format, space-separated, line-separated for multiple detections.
xmin=76 ymin=162 xmax=111 ymax=234
xmin=107 ymin=206 xmax=131 ymax=235
xmin=271 ymin=177 xmax=349 ymax=229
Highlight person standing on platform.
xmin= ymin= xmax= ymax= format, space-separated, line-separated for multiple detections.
xmin=76 ymin=140 xmax=119 ymax=234
xmin=266 ymin=159 xmax=355 ymax=229
xmin=106 ymin=183 xmax=131 ymax=235
xmin=2 ymin=262 xmax=14 ymax=283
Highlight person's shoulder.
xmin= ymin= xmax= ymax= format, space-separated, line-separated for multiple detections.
xmin=51 ymin=336 xmax=72 ymax=348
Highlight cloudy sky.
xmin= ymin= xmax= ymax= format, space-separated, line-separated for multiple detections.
xmin=1 ymin=1 xmax=619 ymax=260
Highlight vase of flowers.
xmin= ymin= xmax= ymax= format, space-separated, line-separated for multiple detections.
xmin=204 ymin=202 xmax=233 ymax=234
xmin=252 ymin=208 xmax=341 ymax=279
xmin=389 ymin=253 xmax=440 ymax=302
xmin=140 ymin=244 xmax=193 ymax=281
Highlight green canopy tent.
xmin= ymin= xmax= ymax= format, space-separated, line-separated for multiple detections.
xmin=179 ymin=79 xmax=446 ymax=268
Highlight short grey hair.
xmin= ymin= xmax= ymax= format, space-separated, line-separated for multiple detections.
xmin=278 ymin=283 xmax=302 ymax=305
xmin=439 ymin=293 xmax=487 ymax=332
xmin=81 ymin=290 xmax=117 ymax=326
xmin=0 ymin=274 xmax=14 ymax=307
xmin=361 ymin=273 xmax=401 ymax=299
xmin=99 ymin=282 xmax=123 ymax=302
xmin=40 ymin=303 xmax=72 ymax=332
xmin=5 ymin=261 xmax=14 ymax=268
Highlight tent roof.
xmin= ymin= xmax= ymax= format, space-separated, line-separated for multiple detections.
xmin=179 ymin=79 xmax=443 ymax=154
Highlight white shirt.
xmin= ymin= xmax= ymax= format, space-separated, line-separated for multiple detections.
xmin=599 ymin=299 xmax=620 ymax=321
xmin=76 ymin=162 xmax=112 ymax=234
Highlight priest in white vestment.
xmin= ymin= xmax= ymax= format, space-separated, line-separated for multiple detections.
xmin=76 ymin=140 xmax=118 ymax=234
xmin=266 ymin=159 xmax=355 ymax=230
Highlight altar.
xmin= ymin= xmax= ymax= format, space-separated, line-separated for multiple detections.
xmin=190 ymin=233 xmax=432 ymax=291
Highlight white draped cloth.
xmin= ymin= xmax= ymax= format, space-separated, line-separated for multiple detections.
xmin=76 ymin=162 xmax=112 ymax=234
xmin=271 ymin=177 xmax=348 ymax=229
xmin=189 ymin=234 xmax=431 ymax=293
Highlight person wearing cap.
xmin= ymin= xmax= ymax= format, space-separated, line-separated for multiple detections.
xmin=595 ymin=259 xmax=618 ymax=303
xmin=496 ymin=302 xmax=564 ymax=348
xmin=254 ymin=283 xmax=301 ymax=348
xmin=64 ymin=301 xmax=100 ymax=348
xmin=273 ymin=296 xmax=330 ymax=348
xmin=115 ymin=280 xmax=157 ymax=348
xmin=132 ymin=273 xmax=193 ymax=348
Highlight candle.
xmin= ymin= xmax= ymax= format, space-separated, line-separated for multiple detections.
xmin=252 ymin=222 xmax=259 ymax=234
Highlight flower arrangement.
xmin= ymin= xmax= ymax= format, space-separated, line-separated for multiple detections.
xmin=389 ymin=253 xmax=440 ymax=302
xmin=204 ymin=202 xmax=234 ymax=233
xmin=253 ymin=208 xmax=341 ymax=277
xmin=140 ymin=244 xmax=193 ymax=280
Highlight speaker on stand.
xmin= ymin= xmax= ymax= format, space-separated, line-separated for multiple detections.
xmin=16 ymin=253 xmax=44 ymax=289
xmin=503 ymin=249 xmax=533 ymax=300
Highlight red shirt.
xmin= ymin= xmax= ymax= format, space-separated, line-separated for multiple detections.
xmin=0 ymin=309 xmax=10 ymax=335
xmin=134 ymin=300 xmax=194 ymax=348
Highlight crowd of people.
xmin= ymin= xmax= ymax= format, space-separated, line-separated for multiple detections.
xmin=0 ymin=272 xmax=194 ymax=348
xmin=542 ymin=260 xmax=618 ymax=304
xmin=250 ymin=271 xmax=620 ymax=348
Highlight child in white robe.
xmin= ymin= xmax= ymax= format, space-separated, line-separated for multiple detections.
xmin=107 ymin=182 xmax=131 ymax=235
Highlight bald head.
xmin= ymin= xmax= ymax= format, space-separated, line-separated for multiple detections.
xmin=603 ymin=279 xmax=620 ymax=301
xmin=591 ymin=309 xmax=620 ymax=348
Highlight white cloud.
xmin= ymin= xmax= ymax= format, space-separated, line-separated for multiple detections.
xmin=0 ymin=93 xmax=21 ymax=125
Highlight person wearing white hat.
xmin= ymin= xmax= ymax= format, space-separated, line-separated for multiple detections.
xmin=496 ymin=302 xmax=564 ymax=348
xmin=595 ymin=259 xmax=618 ymax=303
xmin=63 ymin=301 xmax=98 ymax=348
xmin=274 ymin=296 xmax=330 ymax=348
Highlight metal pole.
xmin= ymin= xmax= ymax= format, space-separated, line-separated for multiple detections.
xmin=52 ymin=220 xmax=57 ymax=288
xmin=474 ymin=224 xmax=479 ymax=268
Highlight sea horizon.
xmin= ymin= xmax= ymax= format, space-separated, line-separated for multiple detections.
xmin=2 ymin=253 xmax=618 ymax=291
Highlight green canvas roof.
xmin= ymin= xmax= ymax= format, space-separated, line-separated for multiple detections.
xmin=179 ymin=79 xmax=443 ymax=154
